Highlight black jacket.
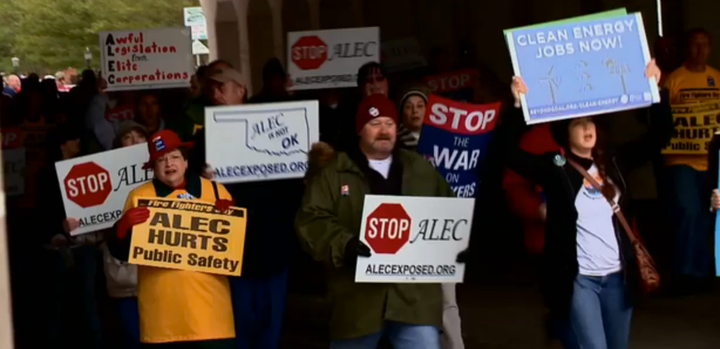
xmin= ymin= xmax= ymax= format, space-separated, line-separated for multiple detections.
xmin=506 ymin=91 xmax=673 ymax=315
xmin=225 ymin=179 xmax=304 ymax=277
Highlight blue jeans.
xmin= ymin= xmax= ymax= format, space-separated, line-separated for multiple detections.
xmin=564 ymin=273 xmax=633 ymax=349
xmin=117 ymin=297 xmax=141 ymax=349
xmin=667 ymin=165 xmax=712 ymax=277
xmin=330 ymin=321 xmax=440 ymax=349
xmin=230 ymin=269 xmax=288 ymax=349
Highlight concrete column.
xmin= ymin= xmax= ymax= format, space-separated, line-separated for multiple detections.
xmin=200 ymin=0 xmax=219 ymax=61
xmin=268 ymin=0 xmax=285 ymax=64
xmin=307 ymin=0 xmax=321 ymax=29
xmin=232 ymin=0 xmax=254 ymax=94
xmin=0 ymin=157 xmax=13 ymax=349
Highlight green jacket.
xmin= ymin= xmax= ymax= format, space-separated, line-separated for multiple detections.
xmin=295 ymin=148 xmax=454 ymax=339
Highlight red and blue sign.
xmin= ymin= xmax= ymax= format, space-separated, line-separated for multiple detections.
xmin=416 ymin=94 xmax=500 ymax=198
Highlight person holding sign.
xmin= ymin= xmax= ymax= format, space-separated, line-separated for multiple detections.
xmin=508 ymin=61 xmax=670 ymax=349
xmin=662 ymin=28 xmax=720 ymax=291
xmin=296 ymin=95 xmax=454 ymax=349
xmin=108 ymin=130 xmax=237 ymax=348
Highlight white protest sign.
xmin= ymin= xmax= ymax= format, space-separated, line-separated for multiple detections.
xmin=287 ymin=27 xmax=380 ymax=90
xmin=3 ymin=148 xmax=25 ymax=196
xmin=55 ymin=144 xmax=152 ymax=236
xmin=381 ymin=37 xmax=427 ymax=73
xmin=100 ymin=28 xmax=194 ymax=91
xmin=205 ymin=101 xmax=320 ymax=183
xmin=355 ymin=195 xmax=475 ymax=283
xmin=184 ymin=7 xmax=208 ymax=40
xmin=192 ymin=40 xmax=210 ymax=55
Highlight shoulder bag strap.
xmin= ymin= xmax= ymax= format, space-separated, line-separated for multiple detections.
xmin=566 ymin=158 xmax=638 ymax=245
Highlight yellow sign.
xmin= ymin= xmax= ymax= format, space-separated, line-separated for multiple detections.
xmin=129 ymin=197 xmax=247 ymax=276
xmin=662 ymin=102 xmax=720 ymax=155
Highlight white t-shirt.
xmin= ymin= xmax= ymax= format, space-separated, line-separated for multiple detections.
xmin=575 ymin=164 xmax=622 ymax=276
xmin=368 ymin=156 xmax=392 ymax=179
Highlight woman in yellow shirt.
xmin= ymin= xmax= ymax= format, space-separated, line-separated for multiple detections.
xmin=108 ymin=130 xmax=236 ymax=349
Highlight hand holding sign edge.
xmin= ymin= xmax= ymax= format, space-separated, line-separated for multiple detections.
xmin=116 ymin=207 xmax=150 ymax=239
xmin=511 ymin=76 xmax=528 ymax=109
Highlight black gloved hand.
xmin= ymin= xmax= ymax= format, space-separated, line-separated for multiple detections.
xmin=344 ymin=237 xmax=372 ymax=266
xmin=456 ymin=249 xmax=469 ymax=264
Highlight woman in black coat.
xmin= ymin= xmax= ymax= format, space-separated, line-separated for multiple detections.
xmin=506 ymin=61 xmax=671 ymax=349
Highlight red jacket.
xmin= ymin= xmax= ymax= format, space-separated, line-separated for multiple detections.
xmin=502 ymin=123 xmax=559 ymax=255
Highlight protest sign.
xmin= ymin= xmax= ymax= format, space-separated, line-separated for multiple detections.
xmin=1 ymin=127 xmax=22 ymax=149
xmin=424 ymin=69 xmax=479 ymax=102
xmin=129 ymin=197 xmax=247 ymax=276
xmin=503 ymin=8 xmax=627 ymax=34
xmin=416 ymin=95 xmax=500 ymax=198
xmin=287 ymin=27 xmax=380 ymax=90
xmin=716 ymin=162 xmax=720 ymax=277
xmin=355 ymin=195 xmax=475 ymax=283
xmin=3 ymin=148 xmax=25 ymax=197
xmin=662 ymin=102 xmax=720 ymax=154
xmin=505 ymin=13 xmax=659 ymax=124
xmin=381 ymin=38 xmax=427 ymax=73
xmin=205 ymin=100 xmax=320 ymax=183
xmin=184 ymin=7 xmax=208 ymax=40
xmin=100 ymin=28 xmax=194 ymax=91
xmin=55 ymin=144 xmax=152 ymax=236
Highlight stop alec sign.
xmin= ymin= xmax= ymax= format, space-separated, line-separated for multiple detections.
xmin=64 ymin=162 xmax=112 ymax=208
xmin=364 ymin=203 xmax=412 ymax=254
xmin=291 ymin=35 xmax=327 ymax=70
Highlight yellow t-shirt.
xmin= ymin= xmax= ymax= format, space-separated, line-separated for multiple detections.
xmin=124 ymin=177 xmax=235 ymax=343
xmin=663 ymin=65 xmax=720 ymax=170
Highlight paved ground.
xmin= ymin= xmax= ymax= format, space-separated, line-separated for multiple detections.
xmin=282 ymin=262 xmax=720 ymax=349
xmin=457 ymin=269 xmax=720 ymax=349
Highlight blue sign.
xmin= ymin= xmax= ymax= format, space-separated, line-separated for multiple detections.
xmin=506 ymin=13 xmax=660 ymax=124
xmin=416 ymin=95 xmax=500 ymax=198
xmin=716 ymin=152 xmax=720 ymax=277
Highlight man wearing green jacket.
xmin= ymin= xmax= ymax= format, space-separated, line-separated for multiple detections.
xmin=296 ymin=94 xmax=453 ymax=349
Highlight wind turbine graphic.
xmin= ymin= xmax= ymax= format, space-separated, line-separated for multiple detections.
xmin=603 ymin=58 xmax=630 ymax=95
xmin=539 ymin=66 xmax=561 ymax=105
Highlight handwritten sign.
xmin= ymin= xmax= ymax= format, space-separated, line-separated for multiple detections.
xmin=416 ymin=95 xmax=500 ymax=198
xmin=100 ymin=28 xmax=194 ymax=91
xmin=505 ymin=13 xmax=660 ymax=124
xmin=662 ymin=102 xmax=720 ymax=154
xmin=130 ymin=197 xmax=247 ymax=276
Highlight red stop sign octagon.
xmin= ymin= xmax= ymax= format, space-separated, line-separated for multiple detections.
xmin=291 ymin=35 xmax=327 ymax=70
xmin=65 ymin=162 xmax=112 ymax=208
xmin=365 ymin=203 xmax=412 ymax=254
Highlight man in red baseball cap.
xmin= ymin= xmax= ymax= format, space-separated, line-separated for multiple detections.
xmin=296 ymin=95 xmax=454 ymax=349
xmin=108 ymin=129 xmax=237 ymax=348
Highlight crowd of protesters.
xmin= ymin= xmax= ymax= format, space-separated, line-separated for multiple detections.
xmin=0 ymin=26 xmax=718 ymax=349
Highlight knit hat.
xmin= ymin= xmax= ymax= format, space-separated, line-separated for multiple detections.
xmin=398 ymin=86 xmax=430 ymax=113
xmin=113 ymin=121 xmax=149 ymax=149
xmin=356 ymin=94 xmax=399 ymax=134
